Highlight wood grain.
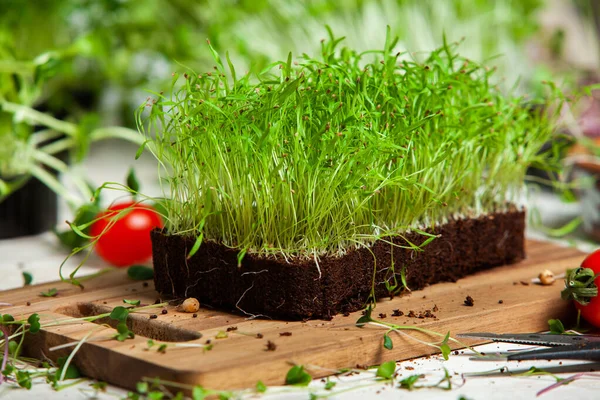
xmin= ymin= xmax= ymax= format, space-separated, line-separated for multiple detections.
xmin=0 ymin=240 xmax=584 ymax=391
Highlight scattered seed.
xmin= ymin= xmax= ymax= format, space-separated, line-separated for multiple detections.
xmin=378 ymin=313 xmax=387 ymax=319
xmin=179 ymin=298 xmax=200 ymax=313
xmin=256 ymin=333 xmax=264 ymax=339
xmin=192 ymin=313 xmax=198 ymax=318
xmin=161 ymin=309 xmax=168 ymax=315
xmin=279 ymin=332 xmax=292 ymax=336
xmin=498 ymin=300 xmax=504 ymax=304
xmin=538 ymin=270 xmax=555 ymax=285
xmin=149 ymin=314 xmax=158 ymax=319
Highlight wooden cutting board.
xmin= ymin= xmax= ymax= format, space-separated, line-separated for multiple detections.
xmin=0 ymin=240 xmax=584 ymax=391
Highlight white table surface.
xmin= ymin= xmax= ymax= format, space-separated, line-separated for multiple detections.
xmin=1 ymin=141 xmax=600 ymax=399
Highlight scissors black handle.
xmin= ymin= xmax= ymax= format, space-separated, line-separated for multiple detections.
xmin=507 ymin=343 xmax=600 ymax=362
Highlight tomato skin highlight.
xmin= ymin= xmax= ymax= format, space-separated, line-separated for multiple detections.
xmin=575 ymin=249 xmax=600 ymax=327
xmin=90 ymin=201 xmax=163 ymax=267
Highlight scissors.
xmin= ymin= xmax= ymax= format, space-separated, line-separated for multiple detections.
xmin=456 ymin=332 xmax=600 ymax=361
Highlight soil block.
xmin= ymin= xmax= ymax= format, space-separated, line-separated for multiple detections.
xmin=151 ymin=209 xmax=525 ymax=320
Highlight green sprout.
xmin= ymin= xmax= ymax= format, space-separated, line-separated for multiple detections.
xmin=138 ymin=28 xmax=562 ymax=260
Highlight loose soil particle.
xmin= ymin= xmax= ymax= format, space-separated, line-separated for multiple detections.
xmin=464 ymin=295 xmax=475 ymax=307
xmin=392 ymin=309 xmax=403 ymax=317
xmin=152 ymin=210 xmax=525 ymax=319
xmin=279 ymin=332 xmax=292 ymax=336
xmin=265 ymin=341 xmax=277 ymax=351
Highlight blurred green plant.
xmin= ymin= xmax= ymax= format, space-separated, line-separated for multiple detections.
xmin=0 ymin=46 xmax=142 ymax=207
xmin=0 ymin=0 xmax=546 ymax=127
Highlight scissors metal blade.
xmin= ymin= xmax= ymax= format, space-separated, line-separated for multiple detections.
xmin=456 ymin=332 xmax=600 ymax=347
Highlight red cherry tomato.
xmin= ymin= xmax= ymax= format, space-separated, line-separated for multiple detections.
xmin=90 ymin=201 xmax=163 ymax=267
xmin=574 ymin=249 xmax=600 ymax=327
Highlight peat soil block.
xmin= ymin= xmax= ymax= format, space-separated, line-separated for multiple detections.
xmin=151 ymin=210 xmax=524 ymax=320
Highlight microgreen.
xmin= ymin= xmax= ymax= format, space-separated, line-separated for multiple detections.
xmin=398 ymin=374 xmax=420 ymax=390
xmin=127 ymin=265 xmax=154 ymax=281
xmin=376 ymin=361 xmax=396 ymax=380
xmin=324 ymin=380 xmax=336 ymax=390
xmin=27 ymin=314 xmax=40 ymax=334
xmin=40 ymin=288 xmax=57 ymax=297
xmin=113 ymin=322 xmax=135 ymax=342
xmin=285 ymin=365 xmax=312 ymax=386
xmin=139 ymin=29 xmax=562 ymax=262
xmin=109 ymin=306 xmax=129 ymax=322
xmin=215 ymin=331 xmax=228 ymax=339
xmin=123 ymin=299 xmax=141 ymax=306
xmin=356 ymin=311 xmax=475 ymax=359
xmin=548 ymin=318 xmax=566 ymax=334
xmin=22 ymin=272 xmax=32 ymax=286
xmin=255 ymin=380 xmax=267 ymax=393
xmin=126 ymin=168 xmax=141 ymax=195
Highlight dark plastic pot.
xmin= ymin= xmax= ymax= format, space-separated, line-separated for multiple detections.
xmin=0 ymin=176 xmax=58 ymax=239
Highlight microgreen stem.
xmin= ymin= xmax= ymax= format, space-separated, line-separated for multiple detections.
xmin=0 ymin=325 xmax=9 ymax=384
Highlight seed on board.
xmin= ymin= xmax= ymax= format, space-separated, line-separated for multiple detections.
xmin=538 ymin=270 xmax=555 ymax=286
xmin=178 ymin=298 xmax=200 ymax=313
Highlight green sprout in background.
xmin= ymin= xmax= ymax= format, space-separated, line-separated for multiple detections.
xmin=139 ymin=29 xmax=563 ymax=259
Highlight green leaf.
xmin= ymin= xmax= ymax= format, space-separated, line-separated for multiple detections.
xmin=126 ymin=168 xmax=140 ymax=194
xmin=2 ymin=364 xmax=14 ymax=376
xmin=285 ymin=365 xmax=312 ymax=386
xmin=22 ymin=272 xmax=32 ymax=286
xmin=324 ymin=380 xmax=336 ymax=390
xmin=356 ymin=307 xmax=372 ymax=327
xmin=136 ymin=382 xmax=149 ymax=394
xmin=148 ymin=391 xmax=165 ymax=400
xmin=193 ymin=386 xmax=207 ymax=400
xmin=157 ymin=344 xmax=168 ymax=353
xmin=383 ymin=333 xmax=393 ymax=350
xmin=127 ymin=265 xmax=154 ymax=280
xmin=255 ymin=380 xmax=267 ymax=393
xmin=114 ymin=322 xmax=134 ymax=341
xmin=56 ymin=356 xmax=81 ymax=380
xmin=187 ymin=233 xmax=204 ymax=259
xmin=8 ymin=341 xmax=18 ymax=356
xmin=91 ymin=381 xmax=107 ymax=391
xmin=440 ymin=332 xmax=451 ymax=360
xmin=123 ymin=299 xmax=141 ymax=306
xmin=548 ymin=318 xmax=566 ymax=334
xmin=147 ymin=339 xmax=155 ymax=349
xmin=2 ymin=314 xmax=14 ymax=323
xmin=215 ymin=331 xmax=228 ymax=339
xmin=110 ymin=306 xmax=129 ymax=322
xmin=27 ymin=313 xmax=41 ymax=334
xmin=40 ymin=288 xmax=58 ymax=297
xmin=55 ymin=202 xmax=100 ymax=250
xmin=16 ymin=370 xmax=32 ymax=389
xmin=399 ymin=374 xmax=420 ymax=390
xmin=376 ymin=361 xmax=396 ymax=380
